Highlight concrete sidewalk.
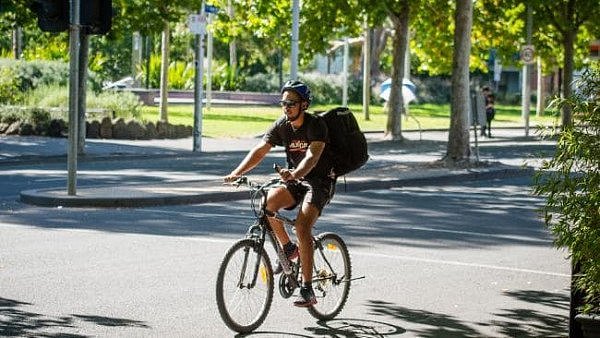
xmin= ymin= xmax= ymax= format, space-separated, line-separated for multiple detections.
xmin=2 ymin=128 xmax=553 ymax=208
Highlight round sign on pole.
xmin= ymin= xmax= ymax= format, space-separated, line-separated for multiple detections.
xmin=521 ymin=45 xmax=535 ymax=64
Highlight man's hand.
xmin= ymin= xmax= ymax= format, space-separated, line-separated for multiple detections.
xmin=223 ymin=173 xmax=241 ymax=183
xmin=278 ymin=168 xmax=296 ymax=182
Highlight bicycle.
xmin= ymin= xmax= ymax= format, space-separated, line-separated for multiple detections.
xmin=216 ymin=169 xmax=355 ymax=333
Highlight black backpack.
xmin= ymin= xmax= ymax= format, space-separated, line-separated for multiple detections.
xmin=317 ymin=107 xmax=369 ymax=177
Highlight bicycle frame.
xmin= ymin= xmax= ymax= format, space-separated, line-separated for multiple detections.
xmin=218 ymin=174 xmax=357 ymax=332
xmin=236 ymin=177 xmax=297 ymax=289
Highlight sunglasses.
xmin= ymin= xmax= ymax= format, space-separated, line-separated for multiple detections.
xmin=279 ymin=100 xmax=299 ymax=108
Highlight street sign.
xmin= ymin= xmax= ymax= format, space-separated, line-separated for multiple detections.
xmin=205 ymin=4 xmax=219 ymax=14
xmin=520 ymin=45 xmax=535 ymax=64
xmin=188 ymin=14 xmax=206 ymax=35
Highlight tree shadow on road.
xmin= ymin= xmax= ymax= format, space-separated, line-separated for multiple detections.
xmin=366 ymin=299 xmax=481 ymax=337
xmin=235 ymin=318 xmax=406 ymax=337
xmin=476 ymin=289 xmax=569 ymax=338
xmin=0 ymin=296 xmax=150 ymax=337
xmin=366 ymin=289 xmax=569 ymax=338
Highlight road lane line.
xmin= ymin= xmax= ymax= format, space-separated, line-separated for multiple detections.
xmin=353 ymin=251 xmax=570 ymax=277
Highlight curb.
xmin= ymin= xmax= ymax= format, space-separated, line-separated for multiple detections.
xmin=19 ymin=188 xmax=249 ymax=208
xmin=19 ymin=167 xmax=534 ymax=208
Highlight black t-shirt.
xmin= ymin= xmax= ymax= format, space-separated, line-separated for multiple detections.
xmin=263 ymin=113 xmax=333 ymax=179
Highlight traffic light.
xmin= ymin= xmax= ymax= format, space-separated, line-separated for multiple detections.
xmin=29 ymin=0 xmax=112 ymax=35
xmin=81 ymin=0 xmax=112 ymax=35
xmin=30 ymin=0 xmax=69 ymax=33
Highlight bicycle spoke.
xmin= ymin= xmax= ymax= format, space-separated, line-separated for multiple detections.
xmin=308 ymin=233 xmax=351 ymax=321
xmin=216 ymin=239 xmax=274 ymax=333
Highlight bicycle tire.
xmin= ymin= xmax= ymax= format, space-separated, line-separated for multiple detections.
xmin=308 ymin=232 xmax=351 ymax=320
xmin=216 ymin=239 xmax=274 ymax=333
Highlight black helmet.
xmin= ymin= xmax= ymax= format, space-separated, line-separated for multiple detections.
xmin=281 ymin=80 xmax=311 ymax=104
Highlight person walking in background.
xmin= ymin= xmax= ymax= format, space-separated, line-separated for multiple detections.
xmin=480 ymin=86 xmax=496 ymax=138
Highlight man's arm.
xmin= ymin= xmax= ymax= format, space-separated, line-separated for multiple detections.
xmin=280 ymin=141 xmax=325 ymax=181
xmin=224 ymin=141 xmax=272 ymax=182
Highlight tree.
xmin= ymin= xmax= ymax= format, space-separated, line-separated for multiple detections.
xmin=523 ymin=0 xmax=600 ymax=126
xmin=116 ymin=0 xmax=198 ymax=122
xmin=382 ymin=1 xmax=410 ymax=140
xmin=445 ymin=0 xmax=473 ymax=164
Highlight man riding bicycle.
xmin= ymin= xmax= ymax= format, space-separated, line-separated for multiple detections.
xmin=224 ymin=80 xmax=336 ymax=307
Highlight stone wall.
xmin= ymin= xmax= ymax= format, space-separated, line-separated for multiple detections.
xmin=0 ymin=117 xmax=192 ymax=139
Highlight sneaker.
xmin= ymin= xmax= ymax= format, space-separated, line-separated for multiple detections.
xmin=293 ymin=286 xmax=317 ymax=307
xmin=273 ymin=242 xmax=299 ymax=275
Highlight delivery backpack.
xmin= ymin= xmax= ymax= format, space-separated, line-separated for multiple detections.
xmin=317 ymin=107 xmax=369 ymax=177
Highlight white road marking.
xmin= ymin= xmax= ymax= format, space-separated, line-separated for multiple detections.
xmin=353 ymin=251 xmax=570 ymax=277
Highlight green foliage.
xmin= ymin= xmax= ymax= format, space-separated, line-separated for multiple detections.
xmin=242 ymin=73 xmax=281 ymax=93
xmin=91 ymin=90 xmax=143 ymax=119
xmin=0 ymin=66 xmax=22 ymax=104
xmin=533 ymin=62 xmax=600 ymax=314
xmin=300 ymin=73 xmax=362 ymax=105
xmin=212 ymin=63 xmax=242 ymax=91
xmin=0 ymin=58 xmax=101 ymax=93
xmin=24 ymin=85 xmax=143 ymax=119
xmin=0 ymin=105 xmax=52 ymax=134
xmin=137 ymin=54 xmax=162 ymax=89
xmin=168 ymin=60 xmax=195 ymax=90
xmin=0 ymin=106 xmax=26 ymax=124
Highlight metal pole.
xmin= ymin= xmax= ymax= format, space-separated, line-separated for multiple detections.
xmin=362 ymin=18 xmax=371 ymax=121
xmin=193 ymin=5 xmax=205 ymax=152
xmin=522 ymin=4 xmax=532 ymax=137
xmin=290 ymin=0 xmax=299 ymax=80
xmin=206 ymin=13 xmax=213 ymax=111
xmin=342 ymin=37 xmax=349 ymax=107
xmin=78 ymin=33 xmax=89 ymax=155
xmin=67 ymin=0 xmax=81 ymax=195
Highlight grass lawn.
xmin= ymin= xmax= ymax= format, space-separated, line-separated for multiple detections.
xmin=141 ymin=103 xmax=559 ymax=138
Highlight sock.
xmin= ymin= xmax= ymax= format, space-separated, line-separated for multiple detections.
xmin=283 ymin=241 xmax=295 ymax=255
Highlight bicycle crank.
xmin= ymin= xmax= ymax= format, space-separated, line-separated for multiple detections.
xmin=278 ymin=273 xmax=298 ymax=298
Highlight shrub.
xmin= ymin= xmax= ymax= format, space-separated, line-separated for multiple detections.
xmin=25 ymin=85 xmax=68 ymax=108
xmin=533 ymin=62 xmax=600 ymax=314
xmin=242 ymin=73 xmax=281 ymax=93
xmin=0 ymin=67 xmax=22 ymax=104
xmin=0 ymin=106 xmax=27 ymax=124
xmin=91 ymin=90 xmax=143 ymax=119
xmin=168 ymin=61 xmax=194 ymax=90
xmin=0 ymin=106 xmax=52 ymax=135
xmin=24 ymin=85 xmax=143 ymax=119
xmin=0 ymin=58 xmax=101 ymax=93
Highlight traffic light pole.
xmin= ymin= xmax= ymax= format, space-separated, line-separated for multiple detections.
xmin=67 ymin=0 xmax=81 ymax=195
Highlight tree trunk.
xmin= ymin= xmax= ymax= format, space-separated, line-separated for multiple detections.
xmin=12 ymin=27 xmax=22 ymax=59
xmin=446 ymin=0 xmax=473 ymax=164
xmin=385 ymin=1 xmax=409 ymax=140
xmin=371 ymin=28 xmax=389 ymax=81
xmin=159 ymin=22 xmax=170 ymax=123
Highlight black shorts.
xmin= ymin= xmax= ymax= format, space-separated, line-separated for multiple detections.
xmin=284 ymin=177 xmax=336 ymax=214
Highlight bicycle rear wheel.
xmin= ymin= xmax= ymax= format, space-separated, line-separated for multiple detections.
xmin=216 ymin=239 xmax=274 ymax=333
xmin=308 ymin=232 xmax=351 ymax=320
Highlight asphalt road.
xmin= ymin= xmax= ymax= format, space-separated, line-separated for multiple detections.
xmin=1 ymin=169 xmax=570 ymax=337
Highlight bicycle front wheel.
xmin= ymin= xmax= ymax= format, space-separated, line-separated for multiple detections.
xmin=216 ymin=239 xmax=274 ymax=333
xmin=308 ymin=232 xmax=352 ymax=320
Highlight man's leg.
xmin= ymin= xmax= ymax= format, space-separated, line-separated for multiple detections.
xmin=265 ymin=187 xmax=296 ymax=247
xmin=293 ymin=201 xmax=320 ymax=307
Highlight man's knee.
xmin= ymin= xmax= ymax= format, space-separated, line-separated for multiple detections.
xmin=266 ymin=187 xmax=295 ymax=211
